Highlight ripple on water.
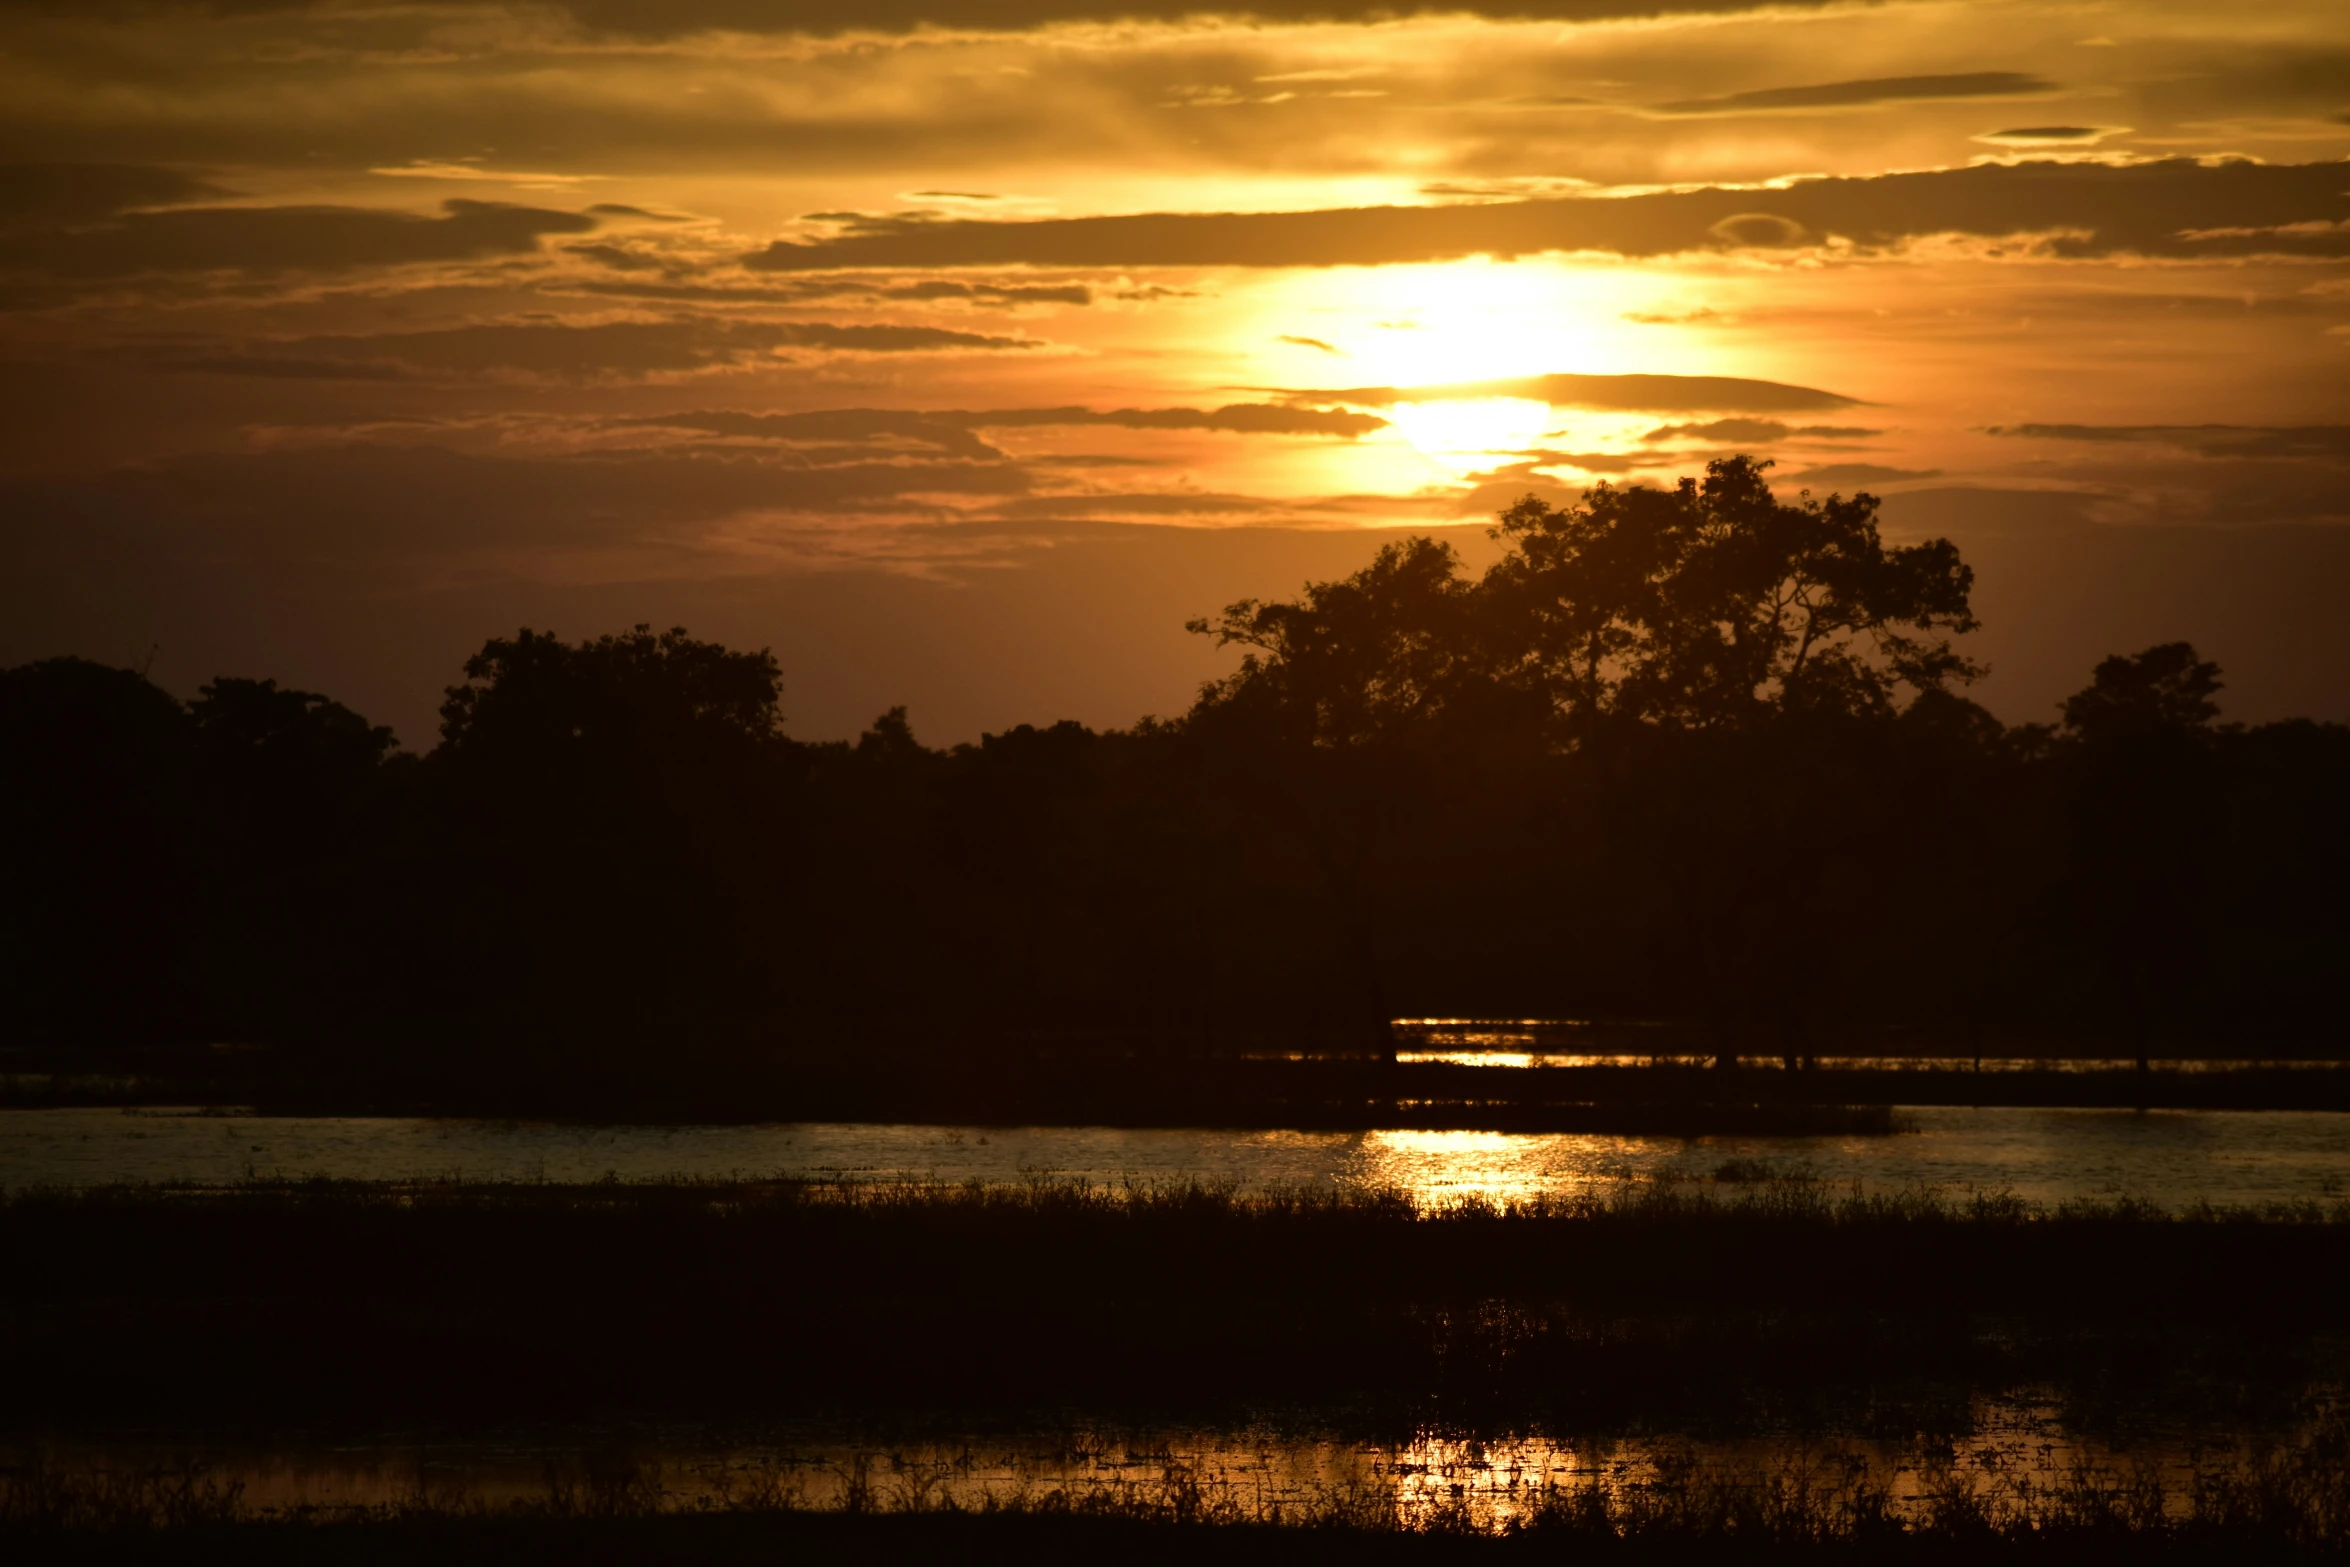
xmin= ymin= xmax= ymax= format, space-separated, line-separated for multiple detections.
xmin=4 ymin=1105 xmax=2350 ymax=1209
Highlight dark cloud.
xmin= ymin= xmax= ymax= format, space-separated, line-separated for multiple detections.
xmin=615 ymin=401 xmax=1388 ymax=451
xmin=117 ymin=317 xmax=1044 ymax=380
xmin=1514 ymin=449 xmax=1653 ymax=473
xmin=119 ymin=353 xmax=417 ymax=381
xmin=1706 ymin=212 xmax=1811 ymax=248
xmin=1783 ymin=463 xmax=1942 ymax=486
xmin=1276 ymin=334 xmax=1341 ymax=352
xmin=1988 ymin=424 xmax=2350 ymax=462
xmin=964 ymin=403 xmax=1388 ymax=436
xmin=885 ymin=280 xmax=1092 ymax=305
xmin=2148 ymin=225 xmax=2350 ymax=261
xmin=1654 ymin=72 xmax=2053 ymax=116
xmin=571 ymin=280 xmax=816 ymax=302
xmin=570 ymin=277 xmax=1092 ymax=306
xmin=0 ymin=162 xmax=227 ymax=223
xmin=1291 ymin=372 xmax=1856 ymax=413
xmin=0 ymin=197 xmax=596 ymax=279
xmin=989 ymin=491 xmax=1276 ymax=520
xmin=564 ymin=242 xmax=667 ymax=272
xmin=578 ymin=0 xmax=1851 ymax=28
xmin=612 ymin=409 xmax=1010 ymax=461
xmin=1979 ymin=126 xmax=2106 ymax=142
xmin=0 ymin=442 xmax=1034 ymax=571
xmin=0 ymin=0 xmax=1856 ymax=39
xmin=743 ymin=159 xmax=2350 ymax=270
xmin=773 ymin=321 xmax=1043 ymax=352
xmin=1643 ymin=419 xmax=1883 ymax=442
xmin=2137 ymin=46 xmax=2350 ymax=126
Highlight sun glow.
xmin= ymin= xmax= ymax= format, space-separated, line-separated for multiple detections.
xmin=1384 ymin=397 xmax=1555 ymax=472
xmin=1222 ymin=258 xmax=1712 ymax=484
xmin=1244 ymin=258 xmax=1662 ymax=387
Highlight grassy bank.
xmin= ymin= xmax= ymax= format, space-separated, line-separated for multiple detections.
xmin=5 ymin=1179 xmax=2344 ymax=1441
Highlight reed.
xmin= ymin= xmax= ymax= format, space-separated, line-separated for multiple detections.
xmin=3 ymin=1177 xmax=2345 ymax=1441
xmin=8 ymin=1428 xmax=2350 ymax=1561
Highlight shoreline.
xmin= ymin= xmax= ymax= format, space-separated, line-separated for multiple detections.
xmin=9 ymin=1055 xmax=2350 ymax=1124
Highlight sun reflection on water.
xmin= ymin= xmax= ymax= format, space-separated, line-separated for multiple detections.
xmin=1345 ymin=1127 xmax=1641 ymax=1207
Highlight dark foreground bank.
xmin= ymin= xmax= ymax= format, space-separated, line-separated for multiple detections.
xmin=7 ymin=1179 xmax=2346 ymax=1439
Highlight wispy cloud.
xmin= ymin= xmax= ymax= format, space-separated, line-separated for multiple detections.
xmin=1653 ymin=71 xmax=2054 ymax=116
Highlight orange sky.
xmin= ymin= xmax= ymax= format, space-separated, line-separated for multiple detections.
xmin=2 ymin=0 xmax=2346 ymax=743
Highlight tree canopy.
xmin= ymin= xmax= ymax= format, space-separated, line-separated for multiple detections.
xmin=1188 ymin=457 xmax=1982 ymax=748
xmin=2061 ymin=641 xmax=2225 ymax=743
xmin=439 ymin=623 xmax=787 ymax=766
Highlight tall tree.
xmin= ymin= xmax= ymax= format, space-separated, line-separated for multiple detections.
xmin=1185 ymin=535 xmax=1499 ymax=751
xmin=2059 ymin=643 xmax=2227 ymax=1068
xmin=187 ymin=677 xmax=399 ymax=1037
xmin=428 ymin=625 xmax=804 ymax=1049
xmin=1484 ymin=456 xmax=1981 ymax=735
xmin=0 ymin=658 xmax=198 ymax=1046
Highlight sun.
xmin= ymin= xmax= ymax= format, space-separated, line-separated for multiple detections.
xmin=1230 ymin=257 xmax=1671 ymax=476
xmin=1383 ymin=397 xmax=1555 ymax=473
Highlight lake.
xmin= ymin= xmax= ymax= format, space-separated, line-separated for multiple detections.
xmin=5 ymin=1103 xmax=2348 ymax=1208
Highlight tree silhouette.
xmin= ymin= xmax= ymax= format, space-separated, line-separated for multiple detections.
xmin=2059 ymin=643 xmax=2227 ymax=1071
xmin=1485 ymin=455 xmax=1981 ymax=735
xmin=427 ymin=624 xmax=803 ymax=1048
xmin=2061 ymin=642 xmax=2224 ymax=742
xmin=1185 ymin=537 xmax=1524 ymax=1047
xmin=0 ymin=658 xmax=198 ymax=1046
xmin=1184 ymin=457 xmax=1987 ymax=1060
xmin=187 ymin=677 xmax=399 ymax=1038
xmin=1185 ymin=534 xmax=1509 ymax=751
xmin=1187 ymin=456 xmax=1981 ymax=747
xmin=440 ymin=623 xmax=786 ymax=761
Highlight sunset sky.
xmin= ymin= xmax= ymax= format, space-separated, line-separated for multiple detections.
xmin=3 ymin=0 xmax=2345 ymax=745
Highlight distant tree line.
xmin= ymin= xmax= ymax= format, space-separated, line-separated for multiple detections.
xmin=6 ymin=458 xmax=2345 ymax=1075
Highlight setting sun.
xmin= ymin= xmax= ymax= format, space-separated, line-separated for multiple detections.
xmin=1384 ymin=396 xmax=1556 ymax=471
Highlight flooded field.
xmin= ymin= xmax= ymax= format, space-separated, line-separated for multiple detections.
xmin=5 ymin=1103 xmax=2349 ymax=1208
xmin=10 ymin=1400 xmax=2333 ymax=1536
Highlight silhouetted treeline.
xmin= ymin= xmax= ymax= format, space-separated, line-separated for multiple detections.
xmin=6 ymin=458 xmax=2346 ymax=1078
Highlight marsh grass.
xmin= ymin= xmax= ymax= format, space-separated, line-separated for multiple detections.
xmin=3 ymin=1176 xmax=2345 ymax=1442
xmin=8 ymin=1425 xmax=2350 ymax=1560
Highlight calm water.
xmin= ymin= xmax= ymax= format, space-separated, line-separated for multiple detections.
xmin=5 ymin=1104 xmax=2348 ymax=1208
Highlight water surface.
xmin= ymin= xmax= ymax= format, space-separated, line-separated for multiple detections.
xmin=6 ymin=1105 xmax=2348 ymax=1209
